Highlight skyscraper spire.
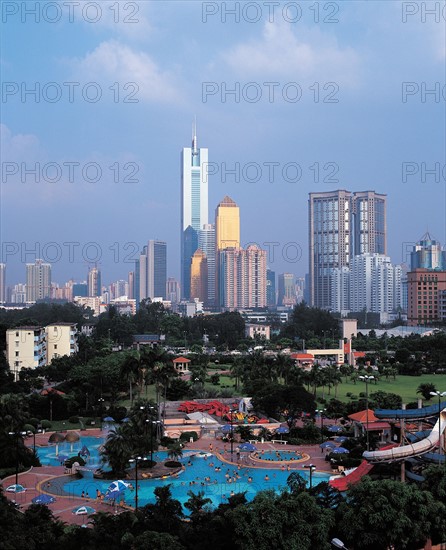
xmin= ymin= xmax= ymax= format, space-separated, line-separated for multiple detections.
xmin=192 ymin=116 xmax=197 ymax=152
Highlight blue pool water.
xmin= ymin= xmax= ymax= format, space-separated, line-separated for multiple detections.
xmin=37 ymin=438 xmax=330 ymax=511
xmin=254 ymin=451 xmax=303 ymax=462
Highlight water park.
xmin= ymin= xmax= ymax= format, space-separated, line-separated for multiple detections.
xmin=2 ymin=395 xmax=445 ymax=527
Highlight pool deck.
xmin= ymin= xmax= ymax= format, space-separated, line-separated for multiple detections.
xmin=1 ymin=428 xmax=335 ymax=526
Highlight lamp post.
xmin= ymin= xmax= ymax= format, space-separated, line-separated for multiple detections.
xmin=8 ymin=431 xmax=27 ymax=486
xmin=98 ymin=398 xmax=105 ymax=429
xmin=129 ymin=456 xmax=142 ymax=510
xmin=430 ymin=390 xmax=446 ymax=463
xmin=230 ymin=409 xmax=234 ymax=459
xmin=359 ymin=375 xmax=375 ymax=451
xmin=331 ymin=538 xmax=349 ymax=549
xmin=315 ymin=408 xmax=326 ymax=443
xmin=27 ymin=429 xmax=42 ymax=453
xmin=146 ymin=418 xmax=162 ymax=465
xmin=304 ymin=463 xmax=316 ymax=489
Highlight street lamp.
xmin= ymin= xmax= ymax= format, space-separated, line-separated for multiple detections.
xmin=304 ymin=463 xmax=316 ymax=489
xmin=331 ymin=538 xmax=349 ymax=549
xmin=315 ymin=408 xmax=326 ymax=443
xmin=430 ymin=390 xmax=446 ymax=463
xmin=359 ymin=375 xmax=375 ymax=451
xmin=230 ymin=409 xmax=235 ymax=459
xmin=27 ymin=429 xmax=42 ymax=454
xmin=146 ymin=418 xmax=162 ymax=465
xmin=8 ymin=431 xmax=27 ymax=486
xmin=129 ymin=456 xmax=142 ymax=510
xmin=98 ymin=398 xmax=105 ymax=429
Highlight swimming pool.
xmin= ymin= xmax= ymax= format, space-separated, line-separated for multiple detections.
xmin=253 ymin=451 xmax=303 ymax=462
xmin=53 ymin=454 xmax=330 ymax=511
xmin=37 ymin=436 xmax=105 ymax=468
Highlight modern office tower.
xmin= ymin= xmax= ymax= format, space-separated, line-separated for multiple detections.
xmin=199 ymin=223 xmax=216 ymax=306
xmin=72 ymin=283 xmax=88 ymax=298
xmin=266 ymin=269 xmax=276 ymax=307
xmin=111 ymin=280 xmax=127 ymax=299
xmin=407 ymin=269 xmax=446 ymax=325
xmin=219 ymin=246 xmax=266 ymax=309
xmin=0 ymin=263 xmax=5 ymax=303
xmin=309 ymin=190 xmax=351 ymax=309
xmin=190 ymin=249 xmax=208 ymax=303
xmin=351 ymin=191 xmax=387 ymax=256
xmin=295 ymin=277 xmax=306 ymax=304
xmin=215 ymin=196 xmax=240 ymax=307
xmin=87 ymin=266 xmax=101 ymax=297
xmin=309 ymin=190 xmax=387 ymax=309
xmin=277 ymin=273 xmax=296 ymax=306
xmin=26 ymin=259 xmax=51 ymax=302
xmin=46 ymin=323 xmax=78 ymax=364
xmin=6 ymin=326 xmax=46 ymax=381
xmin=128 ymin=271 xmax=135 ymax=299
xmin=134 ymin=259 xmax=140 ymax=304
xmin=181 ymin=124 xmax=208 ymax=300
xmin=410 ymin=232 xmax=446 ymax=270
xmin=215 ymin=196 xmax=240 ymax=250
xmin=330 ymin=266 xmax=350 ymax=315
xmin=138 ymin=240 xmax=167 ymax=301
xmin=166 ymin=277 xmax=181 ymax=305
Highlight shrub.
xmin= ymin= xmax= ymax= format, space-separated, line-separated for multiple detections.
xmin=23 ymin=424 xmax=35 ymax=434
xmin=160 ymin=436 xmax=175 ymax=447
xmin=41 ymin=420 xmax=51 ymax=429
xmin=164 ymin=460 xmax=181 ymax=468
xmin=65 ymin=455 xmax=86 ymax=468
xmin=180 ymin=431 xmax=198 ymax=442
xmin=68 ymin=416 xmax=79 ymax=424
xmin=29 ymin=418 xmax=40 ymax=428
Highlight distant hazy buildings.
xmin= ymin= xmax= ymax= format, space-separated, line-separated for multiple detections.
xmin=278 ymin=273 xmax=296 ymax=307
xmin=181 ymin=125 xmax=208 ymax=300
xmin=266 ymin=269 xmax=276 ymax=307
xmin=166 ymin=277 xmax=181 ymax=305
xmin=137 ymin=240 xmax=167 ymax=301
xmin=309 ymin=190 xmax=387 ymax=309
xmin=0 ymin=264 xmax=5 ymax=303
xmin=87 ymin=266 xmax=101 ymax=297
xmin=26 ymin=259 xmax=51 ymax=302
xmin=199 ymin=223 xmax=216 ymax=306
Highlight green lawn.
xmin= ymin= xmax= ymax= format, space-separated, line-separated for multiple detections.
xmin=315 ymin=374 xmax=446 ymax=405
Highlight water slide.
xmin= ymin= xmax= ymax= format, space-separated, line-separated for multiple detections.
xmin=374 ymin=401 xmax=446 ymax=420
xmin=363 ymin=408 xmax=446 ymax=463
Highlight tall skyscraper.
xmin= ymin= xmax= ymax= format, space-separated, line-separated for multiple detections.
xmin=277 ymin=273 xmax=296 ymax=306
xmin=351 ymin=191 xmax=387 ymax=256
xmin=199 ymin=223 xmax=216 ymax=306
xmin=138 ymin=240 xmax=167 ymax=301
xmin=309 ymin=190 xmax=387 ymax=309
xmin=128 ymin=271 xmax=134 ymax=299
xmin=190 ymin=249 xmax=208 ymax=303
xmin=87 ymin=266 xmax=102 ymax=297
xmin=0 ymin=264 xmax=5 ymax=303
xmin=215 ymin=196 xmax=240 ymax=308
xmin=181 ymin=124 xmax=208 ymax=299
xmin=215 ymin=196 xmax=240 ymax=250
xmin=266 ymin=269 xmax=276 ymax=307
xmin=410 ymin=232 xmax=446 ymax=270
xmin=26 ymin=259 xmax=51 ymax=302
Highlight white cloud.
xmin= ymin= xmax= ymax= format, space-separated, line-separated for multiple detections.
xmin=72 ymin=40 xmax=181 ymax=103
xmin=0 ymin=124 xmax=42 ymax=162
xmin=221 ymin=22 xmax=361 ymax=87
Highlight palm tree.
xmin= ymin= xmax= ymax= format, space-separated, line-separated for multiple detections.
xmin=101 ymin=426 xmax=132 ymax=476
xmin=167 ymin=442 xmax=183 ymax=462
xmin=120 ymin=354 xmax=140 ymax=405
xmin=184 ymin=490 xmax=212 ymax=519
xmin=417 ymin=383 xmax=437 ymax=401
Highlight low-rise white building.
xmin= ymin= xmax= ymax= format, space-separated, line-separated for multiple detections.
xmin=46 ymin=323 xmax=78 ymax=364
xmin=245 ymin=323 xmax=271 ymax=340
xmin=6 ymin=326 xmax=46 ymax=381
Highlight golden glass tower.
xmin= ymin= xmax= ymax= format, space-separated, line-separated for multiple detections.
xmin=215 ymin=196 xmax=240 ymax=250
xmin=190 ymin=249 xmax=208 ymax=304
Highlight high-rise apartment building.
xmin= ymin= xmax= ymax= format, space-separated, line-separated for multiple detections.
xmin=26 ymin=259 xmax=51 ymax=302
xmin=199 ymin=223 xmax=216 ymax=306
xmin=330 ymin=266 xmax=350 ymax=315
xmin=410 ymin=233 xmax=446 ymax=270
xmin=309 ymin=190 xmax=387 ymax=309
xmin=219 ymin=246 xmax=266 ymax=309
xmin=181 ymin=125 xmax=208 ymax=300
xmin=266 ymin=269 xmax=276 ymax=307
xmin=87 ymin=266 xmax=101 ymax=297
xmin=277 ymin=273 xmax=296 ymax=307
xmin=190 ymin=249 xmax=208 ymax=303
xmin=351 ymin=191 xmax=387 ymax=256
xmin=0 ymin=263 xmax=5 ymax=303
xmin=138 ymin=240 xmax=167 ymax=301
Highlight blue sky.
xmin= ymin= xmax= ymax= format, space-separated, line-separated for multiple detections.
xmin=1 ymin=0 xmax=445 ymax=287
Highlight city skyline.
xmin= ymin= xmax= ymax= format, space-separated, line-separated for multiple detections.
xmin=2 ymin=2 xmax=444 ymax=286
